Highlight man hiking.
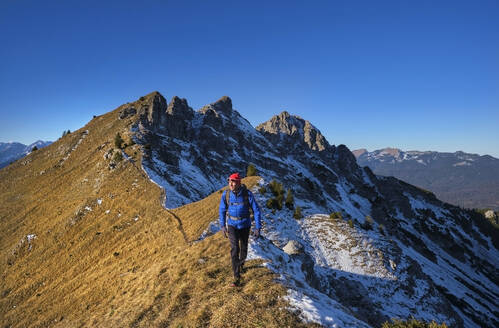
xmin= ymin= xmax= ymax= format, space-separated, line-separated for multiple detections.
xmin=219 ymin=172 xmax=262 ymax=287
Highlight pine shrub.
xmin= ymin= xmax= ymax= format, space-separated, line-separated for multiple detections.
xmin=112 ymin=151 xmax=123 ymax=162
xmin=258 ymin=185 xmax=266 ymax=194
xmin=266 ymin=198 xmax=278 ymax=210
xmin=379 ymin=224 xmax=385 ymax=235
xmin=329 ymin=211 xmax=342 ymax=220
xmin=114 ymin=133 xmax=124 ymax=149
xmin=268 ymin=179 xmax=284 ymax=197
xmin=363 ymin=215 xmax=374 ymax=230
xmin=31 ymin=146 xmax=38 ymax=152
xmin=246 ymin=163 xmax=257 ymax=176
xmin=293 ymin=206 xmax=302 ymax=220
xmin=285 ymin=189 xmax=294 ymax=210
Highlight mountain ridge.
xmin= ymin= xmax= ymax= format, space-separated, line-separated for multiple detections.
xmin=354 ymin=147 xmax=499 ymax=210
xmin=1 ymin=91 xmax=497 ymax=327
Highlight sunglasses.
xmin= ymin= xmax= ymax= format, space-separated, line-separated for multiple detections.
xmin=228 ymin=179 xmax=240 ymax=182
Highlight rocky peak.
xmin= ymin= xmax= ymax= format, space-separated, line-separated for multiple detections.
xmin=199 ymin=96 xmax=233 ymax=117
xmin=212 ymin=96 xmax=232 ymax=113
xmin=352 ymin=149 xmax=368 ymax=158
xmin=380 ymin=147 xmax=402 ymax=158
xmin=256 ymin=111 xmax=303 ymax=136
xmin=167 ymin=96 xmax=194 ymax=119
xmin=257 ymin=111 xmax=329 ymax=151
xmin=136 ymin=91 xmax=168 ymax=128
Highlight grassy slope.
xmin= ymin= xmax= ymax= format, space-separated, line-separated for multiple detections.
xmin=0 ymin=95 xmax=317 ymax=327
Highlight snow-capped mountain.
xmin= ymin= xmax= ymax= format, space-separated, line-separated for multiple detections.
xmin=353 ymin=148 xmax=499 ymax=210
xmin=129 ymin=92 xmax=498 ymax=327
xmin=0 ymin=140 xmax=52 ymax=168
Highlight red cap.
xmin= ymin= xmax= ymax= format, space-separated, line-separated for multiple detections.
xmin=228 ymin=172 xmax=241 ymax=181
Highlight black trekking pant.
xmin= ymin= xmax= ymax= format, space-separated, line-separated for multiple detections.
xmin=227 ymin=225 xmax=250 ymax=280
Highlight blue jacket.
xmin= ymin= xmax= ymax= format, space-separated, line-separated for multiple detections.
xmin=219 ymin=187 xmax=262 ymax=230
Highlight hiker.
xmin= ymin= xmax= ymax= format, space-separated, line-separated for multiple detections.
xmin=219 ymin=172 xmax=262 ymax=287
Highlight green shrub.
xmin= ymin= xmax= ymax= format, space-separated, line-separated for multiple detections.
xmin=266 ymin=180 xmax=286 ymax=211
xmin=258 ymin=186 xmax=266 ymax=194
xmin=293 ymin=206 xmax=302 ymax=220
xmin=276 ymin=194 xmax=283 ymax=210
xmin=329 ymin=212 xmax=342 ymax=220
xmin=348 ymin=219 xmax=354 ymax=228
xmin=112 ymin=151 xmax=123 ymax=162
xmin=363 ymin=215 xmax=374 ymax=230
xmin=114 ymin=133 xmax=124 ymax=149
xmin=268 ymin=179 xmax=284 ymax=197
xmin=285 ymin=189 xmax=294 ymax=210
xmin=31 ymin=146 xmax=38 ymax=152
xmin=379 ymin=224 xmax=385 ymax=235
xmin=266 ymin=198 xmax=278 ymax=210
xmin=246 ymin=164 xmax=257 ymax=176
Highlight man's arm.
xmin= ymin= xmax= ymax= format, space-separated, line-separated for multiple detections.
xmin=248 ymin=191 xmax=262 ymax=230
xmin=219 ymin=190 xmax=228 ymax=228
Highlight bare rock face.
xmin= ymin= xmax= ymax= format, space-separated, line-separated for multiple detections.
xmin=256 ymin=111 xmax=328 ymax=152
xmin=118 ymin=106 xmax=136 ymax=120
xmin=135 ymin=91 xmax=168 ymax=132
xmin=164 ymin=96 xmax=194 ymax=139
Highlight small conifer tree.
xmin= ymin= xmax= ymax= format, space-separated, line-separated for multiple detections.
xmin=31 ymin=146 xmax=38 ymax=151
xmin=330 ymin=212 xmax=342 ymax=220
xmin=378 ymin=224 xmax=385 ymax=235
xmin=293 ymin=206 xmax=302 ymax=220
xmin=114 ymin=133 xmax=124 ymax=149
xmin=246 ymin=164 xmax=257 ymax=176
xmin=113 ymin=151 xmax=123 ymax=162
xmin=285 ymin=189 xmax=294 ymax=210
xmin=363 ymin=215 xmax=374 ymax=230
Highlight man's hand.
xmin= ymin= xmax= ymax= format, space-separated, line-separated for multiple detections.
xmin=253 ymin=228 xmax=260 ymax=238
xmin=221 ymin=226 xmax=228 ymax=238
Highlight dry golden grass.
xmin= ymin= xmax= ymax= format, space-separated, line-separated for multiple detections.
xmin=0 ymin=94 xmax=319 ymax=327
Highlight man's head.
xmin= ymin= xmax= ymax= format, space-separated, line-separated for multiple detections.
xmin=228 ymin=172 xmax=241 ymax=192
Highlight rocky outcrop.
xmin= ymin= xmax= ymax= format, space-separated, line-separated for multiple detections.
xmin=283 ymin=240 xmax=303 ymax=255
xmin=164 ymin=96 xmax=194 ymax=139
xmin=256 ymin=111 xmax=329 ymax=152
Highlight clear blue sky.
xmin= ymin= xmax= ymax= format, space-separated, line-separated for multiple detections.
xmin=1 ymin=0 xmax=498 ymax=157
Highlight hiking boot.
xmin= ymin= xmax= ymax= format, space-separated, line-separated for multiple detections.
xmin=230 ymin=279 xmax=241 ymax=287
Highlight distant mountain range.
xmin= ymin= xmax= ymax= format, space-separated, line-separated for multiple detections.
xmin=353 ymin=148 xmax=499 ymax=210
xmin=0 ymin=141 xmax=52 ymax=168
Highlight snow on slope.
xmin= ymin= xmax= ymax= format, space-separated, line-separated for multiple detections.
xmin=242 ymin=179 xmax=460 ymax=327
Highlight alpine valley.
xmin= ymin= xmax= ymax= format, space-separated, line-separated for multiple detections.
xmin=0 ymin=141 xmax=52 ymax=169
xmin=353 ymin=148 xmax=499 ymax=211
xmin=1 ymin=92 xmax=497 ymax=327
